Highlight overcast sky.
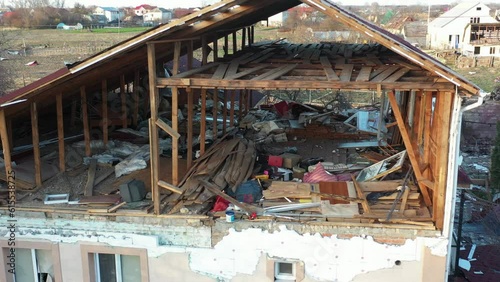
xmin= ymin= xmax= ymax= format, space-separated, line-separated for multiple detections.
xmin=49 ymin=0 xmax=467 ymax=9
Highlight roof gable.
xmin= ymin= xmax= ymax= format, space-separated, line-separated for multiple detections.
xmin=1 ymin=0 xmax=482 ymax=108
xmin=430 ymin=2 xmax=485 ymax=28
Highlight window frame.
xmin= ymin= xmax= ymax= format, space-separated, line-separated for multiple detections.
xmin=0 ymin=239 xmax=63 ymax=282
xmin=81 ymin=244 xmax=149 ymax=282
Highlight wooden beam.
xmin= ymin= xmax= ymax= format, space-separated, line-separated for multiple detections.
xmin=187 ymin=40 xmax=194 ymax=70
xmin=147 ymin=43 xmax=160 ymax=215
xmin=56 ymin=93 xmax=65 ymax=172
xmin=81 ymin=86 xmax=91 ymax=157
xmin=120 ymin=74 xmax=127 ymax=129
xmin=133 ymin=71 xmax=140 ymax=127
xmin=212 ymin=88 xmax=218 ymax=137
xmin=388 ymin=91 xmax=432 ymax=207
xmin=173 ymin=41 xmax=181 ymax=75
xmin=213 ymin=37 xmax=218 ymax=62
xmin=101 ymin=80 xmax=108 ymax=145
xmin=433 ymin=91 xmax=453 ymax=230
xmin=352 ymin=175 xmax=371 ymax=214
xmin=200 ymin=89 xmax=207 ymax=155
xmin=0 ymin=110 xmax=12 ymax=186
xmin=171 ymin=87 xmax=179 ymax=186
xmin=222 ymin=90 xmax=228 ymax=134
xmin=230 ymin=90 xmax=235 ymax=127
xmin=155 ymin=119 xmax=181 ymax=139
xmin=201 ymin=35 xmax=208 ymax=65
xmin=320 ymin=56 xmax=340 ymax=81
xmin=30 ymin=102 xmax=42 ymax=187
xmin=187 ymin=88 xmax=194 ymax=168
xmin=232 ymin=31 xmax=237 ymax=54
xmin=158 ymin=77 xmax=456 ymax=91
xmin=224 ymin=34 xmax=229 ymax=56
xmin=241 ymin=27 xmax=246 ymax=49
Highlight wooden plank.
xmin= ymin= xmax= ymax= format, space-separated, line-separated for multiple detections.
xmin=320 ymin=56 xmax=340 ymax=81
xmin=241 ymin=27 xmax=246 ymax=49
xmin=251 ymin=64 xmax=297 ymax=80
xmin=173 ymin=41 xmax=181 ymax=74
xmin=56 ymin=93 xmax=65 ymax=172
xmin=172 ymin=62 xmax=221 ymax=78
xmin=339 ymin=64 xmax=354 ymax=82
xmin=399 ymin=188 xmax=410 ymax=215
xmin=147 ymin=43 xmax=160 ymax=214
xmin=84 ymin=159 xmax=97 ymax=197
xmin=200 ymin=89 xmax=207 ymax=155
xmin=101 ymin=80 xmax=108 ymax=145
xmin=120 ymin=74 xmax=127 ymax=128
xmin=225 ymin=61 xmax=240 ymax=78
xmin=389 ymin=58 xmax=420 ymax=70
xmin=211 ymin=63 xmax=229 ymax=79
xmin=155 ymin=119 xmax=180 ymax=139
xmin=369 ymin=65 xmax=389 ymax=80
xmin=172 ymin=86 xmax=179 ymax=186
xmin=356 ymin=66 xmax=372 ymax=82
xmin=351 ymin=175 xmax=371 ymax=214
xmin=384 ymin=67 xmax=410 ymax=82
xmin=187 ymin=88 xmax=193 ymax=168
xmin=81 ymin=86 xmax=91 ymax=157
xmin=30 ymin=102 xmax=42 ymax=187
xmin=108 ymin=201 xmax=127 ymax=213
xmin=388 ymin=91 xmax=432 ymax=207
xmin=224 ymin=64 xmax=267 ymax=80
xmin=370 ymin=66 xmax=399 ymax=82
xmin=133 ymin=71 xmax=140 ymax=127
xmin=158 ymin=180 xmax=183 ymax=194
xmin=224 ymin=34 xmax=229 ymax=56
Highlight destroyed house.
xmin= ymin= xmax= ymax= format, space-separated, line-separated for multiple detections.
xmin=0 ymin=0 xmax=487 ymax=281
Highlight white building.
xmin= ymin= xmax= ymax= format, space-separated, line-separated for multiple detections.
xmin=134 ymin=4 xmax=156 ymax=16
xmin=143 ymin=8 xmax=172 ymax=24
xmin=428 ymin=2 xmax=498 ymax=50
xmin=461 ymin=22 xmax=500 ymax=57
xmin=94 ymin=7 xmax=125 ymax=23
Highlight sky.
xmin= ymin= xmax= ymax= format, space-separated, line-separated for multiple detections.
xmin=37 ymin=0 xmax=464 ymax=9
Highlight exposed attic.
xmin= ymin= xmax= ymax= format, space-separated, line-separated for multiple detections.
xmin=0 ymin=0 xmax=483 ymax=232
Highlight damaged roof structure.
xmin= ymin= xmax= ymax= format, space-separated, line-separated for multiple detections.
xmin=0 ymin=0 xmax=488 ymax=281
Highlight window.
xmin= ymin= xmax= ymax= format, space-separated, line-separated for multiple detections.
xmin=476 ymin=7 xmax=482 ymax=11
xmin=490 ymin=47 xmax=496 ymax=54
xmin=470 ymin=17 xmax=480 ymax=23
xmin=0 ymin=241 xmax=61 ymax=282
xmin=93 ymin=253 xmax=141 ymax=282
xmin=474 ymin=46 xmax=481 ymax=55
xmin=6 ymin=249 xmax=53 ymax=282
xmin=275 ymin=261 xmax=296 ymax=281
xmin=81 ymin=245 xmax=148 ymax=282
xmin=267 ymin=257 xmax=304 ymax=282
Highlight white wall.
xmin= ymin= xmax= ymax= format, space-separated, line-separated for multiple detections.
xmin=429 ymin=3 xmax=498 ymax=49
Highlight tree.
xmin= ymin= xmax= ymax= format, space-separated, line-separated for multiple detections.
xmin=490 ymin=121 xmax=500 ymax=198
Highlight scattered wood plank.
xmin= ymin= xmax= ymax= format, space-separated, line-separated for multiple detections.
xmin=320 ymin=56 xmax=340 ymax=81
xmin=84 ymin=159 xmax=97 ymax=197
xmin=384 ymin=67 xmax=410 ymax=82
xmin=339 ymin=64 xmax=354 ymax=82
xmin=356 ymin=66 xmax=372 ymax=82
xmin=158 ymin=180 xmax=183 ymax=194
xmin=370 ymin=66 xmax=399 ymax=82
xmin=211 ymin=63 xmax=229 ymax=79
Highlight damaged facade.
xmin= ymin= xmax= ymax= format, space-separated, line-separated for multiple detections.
xmin=0 ymin=0 xmax=487 ymax=281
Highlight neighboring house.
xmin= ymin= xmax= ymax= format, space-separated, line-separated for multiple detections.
xmin=134 ymin=4 xmax=156 ymax=16
xmin=94 ymin=6 xmax=125 ymax=23
xmin=56 ymin=22 xmax=83 ymax=30
xmin=83 ymin=14 xmax=108 ymax=27
xmin=461 ymin=22 xmax=500 ymax=57
xmin=383 ymin=15 xmax=415 ymax=35
xmin=0 ymin=1 xmax=488 ymax=282
xmin=402 ymin=21 xmax=428 ymax=48
xmin=143 ymin=7 xmax=172 ymax=24
xmin=428 ymin=2 xmax=498 ymax=49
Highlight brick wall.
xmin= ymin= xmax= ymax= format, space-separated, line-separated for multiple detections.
xmin=461 ymin=100 xmax=500 ymax=153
